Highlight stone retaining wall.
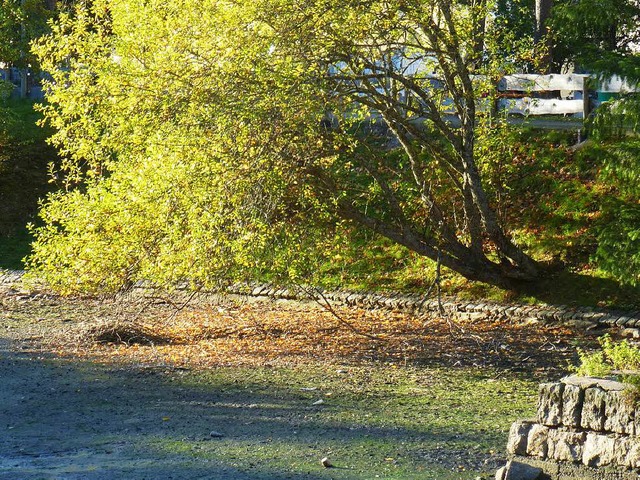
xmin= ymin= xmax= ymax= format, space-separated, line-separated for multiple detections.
xmin=3 ymin=269 xmax=640 ymax=330
xmin=227 ymin=283 xmax=640 ymax=330
xmin=504 ymin=376 xmax=640 ymax=478
xmin=0 ymin=270 xmax=25 ymax=285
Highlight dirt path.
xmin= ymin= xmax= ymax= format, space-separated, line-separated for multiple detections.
xmin=0 ymin=339 xmax=267 ymax=480
xmin=0 ymin=278 xmax=599 ymax=479
xmin=0 ymin=335 xmax=516 ymax=480
xmin=0 ymin=284 xmax=307 ymax=479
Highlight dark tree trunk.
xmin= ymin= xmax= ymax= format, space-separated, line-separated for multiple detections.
xmin=336 ymin=200 xmax=524 ymax=290
xmin=535 ymin=0 xmax=553 ymax=43
xmin=535 ymin=0 xmax=554 ymax=71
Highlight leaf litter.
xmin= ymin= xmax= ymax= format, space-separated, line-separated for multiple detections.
xmin=2 ymin=285 xmax=595 ymax=374
xmin=0 ymin=284 xmax=601 ymax=479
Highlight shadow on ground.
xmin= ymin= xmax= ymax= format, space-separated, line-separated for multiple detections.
xmin=0 ymin=339 xmax=515 ymax=480
xmin=518 ymin=269 xmax=640 ymax=310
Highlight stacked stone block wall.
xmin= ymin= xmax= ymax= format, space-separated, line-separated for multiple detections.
xmin=507 ymin=376 xmax=640 ymax=470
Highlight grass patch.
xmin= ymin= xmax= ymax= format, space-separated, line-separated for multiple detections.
xmin=0 ymin=227 xmax=31 ymax=269
xmin=145 ymin=365 xmax=537 ymax=479
xmin=0 ymin=97 xmax=51 ymax=143
xmin=311 ymin=225 xmax=640 ymax=309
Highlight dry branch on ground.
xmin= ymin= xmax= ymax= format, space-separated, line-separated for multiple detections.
xmin=0 ymin=288 xmax=594 ymax=375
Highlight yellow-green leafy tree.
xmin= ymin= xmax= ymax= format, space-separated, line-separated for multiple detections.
xmin=30 ymin=0 xmax=543 ymax=294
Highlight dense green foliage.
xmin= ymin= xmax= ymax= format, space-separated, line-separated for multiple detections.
xmin=0 ymin=1 xmax=58 ymax=266
xmin=0 ymin=99 xmax=57 ymax=269
xmin=0 ymin=0 xmax=52 ymax=69
xmin=573 ymin=335 xmax=640 ymax=388
xmin=546 ymin=0 xmax=640 ymax=287
xmin=550 ymin=0 xmax=640 ymax=79
xmin=589 ymin=141 xmax=640 ymax=287
xmin=0 ymin=80 xmax=15 ymax=134
xmin=495 ymin=0 xmax=640 ymax=75
xmin=28 ymin=0 xmax=551 ymax=293
xmin=481 ymin=128 xmax=640 ymax=289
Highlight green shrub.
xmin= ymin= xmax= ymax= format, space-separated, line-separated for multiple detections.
xmin=573 ymin=335 xmax=640 ymax=384
xmin=583 ymin=140 xmax=640 ymax=287
xmin=595 ymin=203 xmax=640 ymax=287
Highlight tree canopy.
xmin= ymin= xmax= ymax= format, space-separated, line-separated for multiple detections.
xmin=0 ymin=0 xmax=52 ymax=69
xmin=30 ymin=0 xmax=554 ymax=293
xmin=550 ymin=0 xmax=640 ymax=79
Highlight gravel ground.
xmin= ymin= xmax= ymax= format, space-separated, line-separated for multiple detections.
xmin=0 ymin=284 xmax=291 ymax=479
xmin=0 ymin=339 xmax=246 ymax=480
xmin=0 ymin=279 xmax=594 ymax=479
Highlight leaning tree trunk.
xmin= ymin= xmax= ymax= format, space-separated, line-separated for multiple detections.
xmin=283 ymin=0 xmax=545 ymax=290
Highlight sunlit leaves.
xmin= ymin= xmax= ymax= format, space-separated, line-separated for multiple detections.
xmin=29 ymin=0 xmax=546 ymax=292
xmin=0 ymin=0 xmax=51 ymax=68
xmin=28 ymin=0 xmax=335 ymax=292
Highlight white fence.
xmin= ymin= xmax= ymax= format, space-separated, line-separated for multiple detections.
xmin=497 ymin=73 xmax=639 ymax=117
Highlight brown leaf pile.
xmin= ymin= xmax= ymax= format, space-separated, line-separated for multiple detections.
xmin=40 ymin=297 xmax=594 ymax=375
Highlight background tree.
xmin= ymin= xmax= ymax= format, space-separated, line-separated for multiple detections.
xmin=550 ymin=0 xmax=640 ymax=78
xmin=534 ymin=0 xmax=553 ymax=70
xmin=534 ymin=0 xmax=553 ymax=45
xmin=493 ymin=0 xmax=557 ymax=72
xmin=0 ymin=0 xmax=53 ymax=98
xmin=548 ymin=0 xmax=640 ymax=287
xmin=29 ymin=0 xmax=546 ymax=293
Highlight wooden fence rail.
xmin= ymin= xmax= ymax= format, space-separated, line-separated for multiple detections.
xmin=497 ymin=73 xmax=639 ymax=118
